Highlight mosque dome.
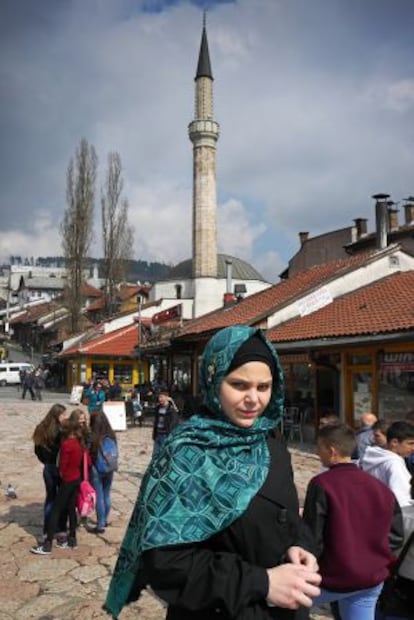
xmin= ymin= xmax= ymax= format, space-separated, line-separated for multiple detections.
xmin=168 ymin=253 xmax=266 ymax=281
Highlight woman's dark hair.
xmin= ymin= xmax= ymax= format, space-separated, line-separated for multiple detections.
xmin=317 ymin=423 xmax=356 ymax=457
xmin=89 ymin=412 xmax=116 ymax=461
xmin=32 ymin=403 xmax=66 ymax=446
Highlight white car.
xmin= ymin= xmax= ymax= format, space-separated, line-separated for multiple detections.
xmin=0 ymin=362 xmax=34 ymax=386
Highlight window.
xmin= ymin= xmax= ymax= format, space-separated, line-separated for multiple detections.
xmin=348 ymin=354 xmax=372 ymax=365
xmin=378 ymin=352 xmax=414 ymax=419
xmin=113 ymin=364 xmax=133 ymax=384
xmin=91 ymin=363 xmax=109 ymax=380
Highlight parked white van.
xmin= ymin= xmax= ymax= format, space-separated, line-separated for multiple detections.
xmin=0 ymin=362 xmax=34 ymax=386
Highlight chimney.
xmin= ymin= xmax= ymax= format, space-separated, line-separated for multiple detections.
xmin=298 ymin=231 xmax=309 ymax=246
xmin=223 ymin=259 xmax=235 ymax=306
xmin=372 ymin=193 xmax=390 ymax=250
xmin=225 ymin=258 xmax=233 ymax=294
xmin=403 ymin=197 xmax=414 ymax=226
xmin=223 ymin=292 xmax=235 ymax=306
xmin=386 ymin=202 xmax=399 ymax=232
xmin=353 ymin=218 xmax=368 ymax=240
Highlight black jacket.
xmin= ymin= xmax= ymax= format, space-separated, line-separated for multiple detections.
xmin=142 ymin=431 xmax=315 ymax=620
xmin=34 ymin=430 xmax=61 ymax=465
xmin=152 ymin=402 xmax=180 ymax=440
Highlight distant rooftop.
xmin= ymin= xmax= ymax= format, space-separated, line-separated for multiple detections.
xmin=168 ymin=254 xmax=266 ymax=281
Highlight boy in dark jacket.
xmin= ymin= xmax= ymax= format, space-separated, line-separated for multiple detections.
xmin=152 ymin=391 xmax=180 ymax=457
xmin=303 ymin=423 xmax=403 ymax=620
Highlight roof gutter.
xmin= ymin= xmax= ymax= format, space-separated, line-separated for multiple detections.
xmin=271 ymin=330 xmax=414 ymax=352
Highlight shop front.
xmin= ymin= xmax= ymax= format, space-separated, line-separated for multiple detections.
xmin=65 ymin=356 xmax=149 ymax=390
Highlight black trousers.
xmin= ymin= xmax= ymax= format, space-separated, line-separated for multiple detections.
xmin=22 ymin=385 xmax=35 ymax=399
xmin=46 ymin=478 xmax=80 ymax=543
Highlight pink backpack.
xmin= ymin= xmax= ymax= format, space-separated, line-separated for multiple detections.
xmin=77 ymin=450 xmax=96 ymax=518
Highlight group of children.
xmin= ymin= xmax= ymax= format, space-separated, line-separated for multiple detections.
xmin=31 ymin=403 xmax=118 ymax=554
xmin=30 ymin=394 xmax=414 ymax=617
xmin=303 ymin=415 xmax=414 ymax=619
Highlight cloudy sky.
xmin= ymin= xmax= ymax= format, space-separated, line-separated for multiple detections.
xmin=1 ymin=0 xmax=414 ymax=282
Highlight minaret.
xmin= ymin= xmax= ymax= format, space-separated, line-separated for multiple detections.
xmin=188 ymin=15 xmax=220 ymax=279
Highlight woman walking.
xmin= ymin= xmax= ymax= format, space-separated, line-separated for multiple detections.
xmin=31 ymin=414 xmax=91 ymax=554
xmin=32 ymin=403 xmax=68 ymax=543
xmin=89 ymin=412 xmax=118 ymax=534
xmin=105 ymin=325 xmax=320 ymax=619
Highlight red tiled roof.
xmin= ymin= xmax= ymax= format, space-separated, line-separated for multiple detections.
xmin=268 ymin=271 xmax=414 ymax=342
xmin=81 ymin=283 xmax=103 ymax=298
xmin=10 ymin=301 xmax=62 ymax=324
xmin=116 ymin=284 xmax=150 ymax=302
xmin=87 ymin=297 xmax=106 ymax=312
xmin=176 ymin=251 xmax=374 ymax=339
xmin=60 ymin=323 xmax=139 ymax=357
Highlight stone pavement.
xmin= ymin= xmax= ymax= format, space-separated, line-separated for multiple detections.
xmin=0 ymin=397 xmax=329 ymax=619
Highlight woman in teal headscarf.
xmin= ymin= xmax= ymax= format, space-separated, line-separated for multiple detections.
xmin=104 ymin=325 xmax=320 ymax=619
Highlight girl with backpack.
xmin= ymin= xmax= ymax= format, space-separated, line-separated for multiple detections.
xmin=89 ymin=412 xmax=118 ymax=534
xmin=32 ymin=403 xmax=68 ymax=544
xmin=31 ymin=414 xmax=91 ymax=554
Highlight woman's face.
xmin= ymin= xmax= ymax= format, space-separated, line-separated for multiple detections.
xmin=78 ymin=412 xmax=87 ymax=427
xmin=58 ymin=410 xmax=67 ymax=423
xmin=219 ymin=361 xmax=272 ymax=428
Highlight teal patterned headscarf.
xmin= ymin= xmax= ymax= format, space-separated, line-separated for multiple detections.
xmin=104 ymin=325 xmax=284 ymax=619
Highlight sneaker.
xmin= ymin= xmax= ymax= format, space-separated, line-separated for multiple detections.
xmin=67 ymin=536 xmax=78 ymax=549
xmin=91 ymin=526 xmax=105 ymax=534
xmin=31 ymin=542 xmax=51 ymax=555
xmin=55 ymin=533 xmax=68 ymax=545
xmin=56 ymin=539 xmax=68 ymax=549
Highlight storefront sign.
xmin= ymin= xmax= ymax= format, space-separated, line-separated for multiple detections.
xmin=296 ymin=286 xmax=333 ymax=317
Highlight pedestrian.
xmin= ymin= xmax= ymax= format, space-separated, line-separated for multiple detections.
xmin=131 ymin=389 xmax=144 ymax=427
xmin=405 ymin=411 xmax=414 ymax=478
xmin=360 ymin=420 xmax=414 ymax=508
xmin=303 ymin=423 xmax=404 ymax=620
xmin=32 ymin=403 xmax=68 ymax=544
xmin=84 ymin=381 xmax=106 ymax=415
xmin=104 ymin=325 xmax=321 ymax=619
xmin=108 ymin=380 xmax=123 ymax=401
xmin=31 ymin=414 xmax=91 ymax=554
xmin=352 ymin=412 xmax=377 ymax=460
xmin=151 ymin=390 xmax=180 ymax=457
xmin=89 ymin=412 xmax=118 ymax=534
xmin=69 ymin=407 xmax=90 ymax=443
xmin=371 ymin=419 xmax=390 ymax=448
xmin=33 ymin=367 xmax=45 ymax=401
xmin=22 ymin=370 xmax=36 ymax=400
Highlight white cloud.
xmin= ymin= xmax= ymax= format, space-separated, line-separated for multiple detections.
xmin=1 ymin=0 xmax=414 ymax=275
xmin=385 ymin=79 xmax=414 ymax=112
xmin=217 ymin=198 xmax=266 ymax=260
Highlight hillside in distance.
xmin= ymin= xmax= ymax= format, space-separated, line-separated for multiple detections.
xmin=8 ymin=255 xmax=173 ymax=284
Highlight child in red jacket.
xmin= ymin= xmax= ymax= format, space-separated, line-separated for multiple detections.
xmin=31 ymin=414 xmax=91 ymax=554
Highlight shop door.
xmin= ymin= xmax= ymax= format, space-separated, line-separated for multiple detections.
xmin=348 ymin=370 xmax=373 ymax=424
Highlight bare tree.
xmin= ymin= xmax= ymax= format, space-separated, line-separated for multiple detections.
xmin=101 ymin=152 xmax=134 ymax=316
xmin=61 ymin=138 xmax=97 ymax=333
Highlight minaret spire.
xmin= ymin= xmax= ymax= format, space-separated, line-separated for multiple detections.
xmin=196 ymin=12 xmax=213 ymax=79
xmin=188 ymin=17 xmax=220 ymax=287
